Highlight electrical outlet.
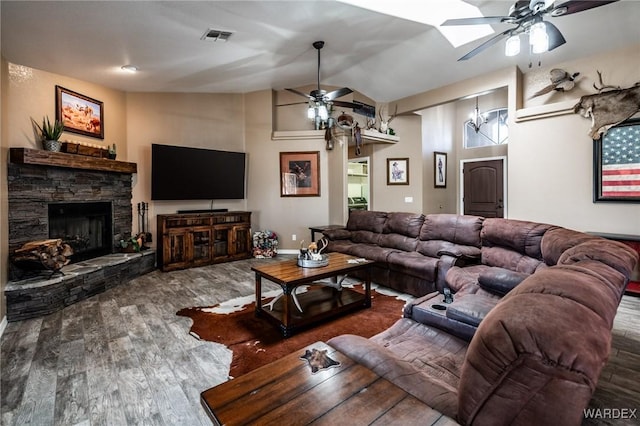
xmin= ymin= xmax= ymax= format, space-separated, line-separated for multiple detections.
xmin=404 ymin=196 xmax=413 ymax=203
xmin=292 ymin=234 xmax=297 ymax=241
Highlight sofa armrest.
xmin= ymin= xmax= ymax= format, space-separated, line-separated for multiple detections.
xmin=322 ymin=228 xmax=350 ymax=240
xmin=477 ymin=267 xmax=529 ymax=297
xmin=403 ymin=291 xmax=440 ymax=318
xmin=437 ymin=245 xmax=481 ymax=261
xmin=434 ymin=247 xmax=481 ymax=293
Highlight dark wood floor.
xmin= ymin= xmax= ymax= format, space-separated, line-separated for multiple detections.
xmin=1 ymin=257 xmax=639 ymax=425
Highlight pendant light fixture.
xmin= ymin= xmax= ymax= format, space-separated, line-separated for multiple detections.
xmin=469 ymin=96 xmax=487 ymax=133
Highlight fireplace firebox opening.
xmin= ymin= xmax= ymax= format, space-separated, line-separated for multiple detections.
xmin=48 ymin=202 xmax=113 ymax=262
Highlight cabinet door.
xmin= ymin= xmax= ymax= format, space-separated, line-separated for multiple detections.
xmin=191 ymin=226 xmax=212 ymax=266
xmin=212 ymin=225 xmax=232 ymax=259
xmin=164 ymin=229 xmax=191 ymax=269
xmin=230 ymin=224 xmax=251 ymax=256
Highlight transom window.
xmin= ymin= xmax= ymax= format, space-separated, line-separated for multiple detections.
xmin=464 ymin=107 xmax=508 ymax=148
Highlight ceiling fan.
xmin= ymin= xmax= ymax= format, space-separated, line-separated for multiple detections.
xmin=442 ymin=0 xmax=619 ymax=61
xmin=280 ymin=41 xmax=361 ymax=120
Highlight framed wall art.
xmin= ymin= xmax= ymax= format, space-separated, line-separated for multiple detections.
xmin=56 ymin=85 xmax=104 ymax=139
xmin=387 ymin=158 xmax=409 ymax=185
xmin=434 ymin=152 xmax=447 ymax=188
xmin=593 ymin=118 xmax=640 ymax=203
xmin=280 ymin=151 xmax=320 ymax=196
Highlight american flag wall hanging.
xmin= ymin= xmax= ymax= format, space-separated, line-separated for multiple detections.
xmin=595 ymin=118 xmax=640 ymax=202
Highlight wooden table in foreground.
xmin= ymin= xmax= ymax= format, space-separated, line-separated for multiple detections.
xmin=252 ymin=252 xmax=374 ymax=337
xmin=201 ymin=341 xmax=457 ymax=426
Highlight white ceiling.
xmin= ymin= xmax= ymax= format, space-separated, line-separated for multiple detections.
xmin=2 ymin=1 xmax=639 ymax=102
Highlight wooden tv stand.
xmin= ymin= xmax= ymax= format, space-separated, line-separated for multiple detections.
xmin=157 ymin=211 xmax=251 ymax=271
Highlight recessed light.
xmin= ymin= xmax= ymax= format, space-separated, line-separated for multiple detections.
xmin=121 ymin=65 xmax=139 ymax=73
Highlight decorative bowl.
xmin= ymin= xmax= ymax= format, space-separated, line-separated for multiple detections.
xmin=297 ymin=254 xmax=329 ymax=268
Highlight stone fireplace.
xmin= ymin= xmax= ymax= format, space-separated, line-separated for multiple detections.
xmin=7 ymin=149 xmax=135 ymax=278
xmin=5 ymin=148 xmax=155 ymax=321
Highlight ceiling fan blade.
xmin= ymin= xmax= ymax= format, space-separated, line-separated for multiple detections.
xmin=550 ymin=0 xmax=619 ymax=16
xmin=333 ymin=100 xmax=361 ymax=110
xmin=286 ymin=88 xmax=313 ymax=100
xmin=325 ymin=87 xmax=353 ymax=101
xmin=458 ymin=28 xmax=513 ymax=61
xmin=276 ymin=101 xmax=309 ymax=107
xmin=441 ymin=16 xmax=512 ymax=26
xmin=545 ymin=21 xmax=566 ymax=51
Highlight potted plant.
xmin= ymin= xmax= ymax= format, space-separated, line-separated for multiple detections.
xmin=33 ymin=116 xmax=64 ymax=152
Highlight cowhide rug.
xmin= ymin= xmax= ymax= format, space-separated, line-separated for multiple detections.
xmin=177 ymin=283 xmax=411 ymax=378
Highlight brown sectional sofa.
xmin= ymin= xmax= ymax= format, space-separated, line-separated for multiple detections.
xmin=323 ymin=210 xmax=638 ymax=425
xmin=324 ymin=211 xmax=485 ymax=296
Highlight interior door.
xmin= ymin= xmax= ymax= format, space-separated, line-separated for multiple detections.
xmin=463 ymin=159 xmax=504 ymax=218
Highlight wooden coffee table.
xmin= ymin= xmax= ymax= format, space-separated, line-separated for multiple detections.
xmin=252 ymin=252 xmax=374 ymax=337
xmin=201 ymin=341 xmax=456 ymax=425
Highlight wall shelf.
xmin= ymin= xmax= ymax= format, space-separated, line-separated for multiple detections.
xmin=272 ymin=128 xmax=399 ymax=144
xmin=514 ymin=99 xmax=578 ymax=123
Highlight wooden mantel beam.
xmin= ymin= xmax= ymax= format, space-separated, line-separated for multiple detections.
xmin=9 ymin=148 xmax=137 ymax=174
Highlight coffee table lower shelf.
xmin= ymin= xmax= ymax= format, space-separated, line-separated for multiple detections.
xmin=200 ymin=341 xmax=457 ymax=426
xmin=257 ymin=285 xmax=369 ymax=337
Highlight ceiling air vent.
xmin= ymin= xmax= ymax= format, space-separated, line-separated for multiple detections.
xmin=201 ymin=28 xmax=233 ymax=42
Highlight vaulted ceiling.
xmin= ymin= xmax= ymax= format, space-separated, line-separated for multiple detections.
xmin=2 ymin=1 xmax=638 ymax=102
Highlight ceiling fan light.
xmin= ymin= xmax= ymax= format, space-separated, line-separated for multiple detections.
xmin=530 ymin=21 xmax=549 ymax=53
xmin=318 ymin=104 xmax=329 ymax=120
xmin=505 ymin=34 xmax=520 ymax=57
xmin=307 ymin=105 xmax=316 ymax=120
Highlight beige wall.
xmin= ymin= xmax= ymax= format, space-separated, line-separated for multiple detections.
xmin=4 ymin=63 xmax=126 ymax=152
xmin=125 ymin=91 xmax=247 ymax=240
xmin=369 ymin=114 xmax=423 ymax=213
xmin=510 ymin=44 xmax=640 ymax=234
xmin=246 ymin=89 xmax=334 ymax=249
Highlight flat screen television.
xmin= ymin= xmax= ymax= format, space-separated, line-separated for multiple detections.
xmin=151 ymin=143 xmax=246 ymax=200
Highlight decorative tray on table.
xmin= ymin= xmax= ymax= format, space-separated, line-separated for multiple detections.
xmin=297 ymin=254 xmax=329 ymax=268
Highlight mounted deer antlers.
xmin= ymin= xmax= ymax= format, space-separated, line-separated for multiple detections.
xmin=574 ymin=71 xmax=640 ymax=139
xmin=378 ymin=104 xmax=397 ymax=134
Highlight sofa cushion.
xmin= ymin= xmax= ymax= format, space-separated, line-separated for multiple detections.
xmin=378 ymin=233 xmax=418 ymax=252
xmin=420 ymin=214 xmax=484 ymax=247
xmin=345 ymin=244 xmax=397 ymax=263
xmin=329 ymin=327 xmax=461 ymax=419
xmin=351 ymin=230 xmax=381 ymax=245
xmin=446 ymin=264 xmax=489 ymax=295
xmin=346 ymin=210 xmax=387 ymax=233
xmin=481 ymin=218 xmax=556 ymax=260
xmin=383 ymin=212 xmax=425 ymax=237
xmin=558 ymin=239 xmax=639 ymax=279
xmin=387 ymin=251 xmax=438 ymax=281
xmin=477 ymin=267 xmax=529 ymax=296
xmin=445 ymin=294 xmax=499 ymax=327
xmin=481 ymin=246 xmax=547 ymax=273
xmin=540 ymin=227 xmax=600 ymax=266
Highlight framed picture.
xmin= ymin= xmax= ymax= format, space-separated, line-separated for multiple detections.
xmin=434 ymin=152 xmax=447 ymax=188
xmin=594 ymin=118 xmax=640 ymax=203
xmin=280 ymin=151 xmax=320 ymax=196
xmin=56 ymin=85 xmax=104 ymax=139
xmin=387 ymin=158 xmax=409 ymax=185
